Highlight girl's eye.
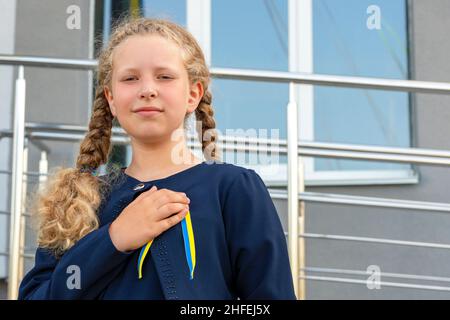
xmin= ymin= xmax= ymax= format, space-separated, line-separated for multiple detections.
xmin=123 ymin=77 xmax=137 ymax=81
xmin=159 ymin=75 xmax=173 ymax=80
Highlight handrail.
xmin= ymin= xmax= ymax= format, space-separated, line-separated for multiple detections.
xmin=4 ymin=124 xmax=450 ymax=166
xmin=0 ymin=55 xmax=97 ymax=70
xmin=269 ymin=190 xmax=450 ymax=213
xmin=2 ymin=54 xmax=450 ymax=299
xmin=300 ymin=233 xmax=450 ymax=250
xmin=1 ymin=54 xmax=450 ymax=93
xmin=303 ymin=267 xmax=450 ymax=283
xmin=299 ymin=275 xmax=450 ymax=292
xmin=211 ymin=67 xmax=450 ymax=94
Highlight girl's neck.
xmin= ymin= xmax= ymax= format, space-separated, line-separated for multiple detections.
xmin=124 ymin=136 xmax=202 ymax=182
xmin=124 ymin=157 xmax=202 ymax=183
xmin=124 ymin=142 xmax=202 ymax=181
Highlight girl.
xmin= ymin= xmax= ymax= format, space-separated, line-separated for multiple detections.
xmin=18 ymin=17 xmax=296 ymax=300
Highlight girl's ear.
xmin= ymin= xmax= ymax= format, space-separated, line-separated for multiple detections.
xmin=187 ymin=81 xmax=204 ymax=113
xmin=104 ymin=86 xmax=116 ymax=117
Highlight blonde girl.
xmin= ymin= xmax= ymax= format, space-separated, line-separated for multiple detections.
xmin=19 ymin=17 xmax=296 ymax=300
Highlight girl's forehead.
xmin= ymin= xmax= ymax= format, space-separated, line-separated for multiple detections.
xmin=113 ymin=34 xmax=184 ymax=68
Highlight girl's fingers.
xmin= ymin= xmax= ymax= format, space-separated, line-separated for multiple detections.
xmin=160 ymin=207 xmax=189 ymax=232
xmin=151 ymin=189 xmax=190 ymax=210
xmin=156 ymin=202 xmax=189 ymax=220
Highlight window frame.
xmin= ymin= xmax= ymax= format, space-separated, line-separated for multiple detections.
xmin=118 ymin=0 xmax=417 ymax=187
xmin=290 ymin=0 xmax=417 ymax=187
xmin=208 ymin=0 xmax=417 ymax=187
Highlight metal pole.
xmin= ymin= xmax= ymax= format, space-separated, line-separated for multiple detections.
xmin=8 ymin=66 xmax=26 ymax=299
xmin=287 ymin=82 xmax=299 ymax=299
xmin=102 ymin=0 xmax=111 ymax=47
xmin=210 ymin=67 xmax=450 ymax=95
xmin=18 ymin=140 xmax=28 ymax=281
xmin=39 ymin=151 xmax=49 ymax=190
xmin=298 ymin=159 xmax=305 ymax=300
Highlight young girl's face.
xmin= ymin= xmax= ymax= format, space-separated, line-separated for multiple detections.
xmin=104 ymin=34 xmax=203 ymax=144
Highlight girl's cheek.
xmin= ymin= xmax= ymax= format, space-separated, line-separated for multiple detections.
xmin=118 ymin=88 xmax=137 ymax=102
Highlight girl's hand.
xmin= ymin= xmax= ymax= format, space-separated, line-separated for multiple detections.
xmin=108 ymin=186 xmax=190 ymax=253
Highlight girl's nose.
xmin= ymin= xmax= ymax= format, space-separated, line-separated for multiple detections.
xmin=139 ymin=87 xmax=157 ymax=99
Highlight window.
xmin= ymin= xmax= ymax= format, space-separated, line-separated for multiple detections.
xmin=97 ymin=0 xmax=413 ymax=186
xmin=211 ymin=0 xmax=289 ymax=183
xmin=308 ymin=0 xmax=414 ymax=185
xmin=209 ymin=0 xmax=413 ymax=186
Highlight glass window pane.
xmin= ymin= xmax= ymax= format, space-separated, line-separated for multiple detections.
xmin=142 ymin=0 xmax=186 ymax=26
xmin=212 ymin=0 xmax=287 ymax=71
xmin=313 ymin=0 xmax=410 ymax=171
xmin=212 ymin=0 xmax=288 ymax=166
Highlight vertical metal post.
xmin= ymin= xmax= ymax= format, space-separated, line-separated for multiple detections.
xmin=288 ymin=0 xmax=313 ymax=300
xmin=102 ymin=0 xmax=112 ymax=47
xmin=87 ymin=0 xmax=95 ymax=117
xmin=287 ymin=82 xmax=299 ymax=299
xmin=8 ymin=66 xmax=26 ymax=299
xmin=298 ymin=158 xmax=306 ymax=300
xmin=39 ymin=151 xmax=49 ymax=190
xmin=18 ymin=140 xmax=28 ymax=282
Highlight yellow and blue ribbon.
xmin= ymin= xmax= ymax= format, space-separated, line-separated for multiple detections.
xmin=137 ymin=240 xmax=153 ymax=279
xmin=137 ymin=211 xmax=196 ymax=280
xmin=181 ymin=211 xmax=196 ymax=279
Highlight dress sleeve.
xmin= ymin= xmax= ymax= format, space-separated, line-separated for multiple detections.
xmin=222 ymin=169 xmax=297 ymax=300
xmin=18 ymin=221 xmax=132 ymax=300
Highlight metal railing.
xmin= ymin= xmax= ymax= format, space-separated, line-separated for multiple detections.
xmin=2 ymin=54 xmax=450 ymax=300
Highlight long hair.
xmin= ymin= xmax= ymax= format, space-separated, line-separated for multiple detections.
xmin=34 ymin=16 xmax=219 ymax=257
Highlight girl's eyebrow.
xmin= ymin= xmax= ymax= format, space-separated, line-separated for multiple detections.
xmin=117 ymin=66 xmax=178 ymax=74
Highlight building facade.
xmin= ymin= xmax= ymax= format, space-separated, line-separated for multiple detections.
xmin=1 ymin=0 xmax=450 ymax=299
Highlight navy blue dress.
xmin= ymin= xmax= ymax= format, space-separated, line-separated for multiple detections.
xmin=18 ymin=161 xmax=297 ymax=300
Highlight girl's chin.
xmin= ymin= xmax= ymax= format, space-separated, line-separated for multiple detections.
xmin=127 ymin=129 xmax=172 ymax=143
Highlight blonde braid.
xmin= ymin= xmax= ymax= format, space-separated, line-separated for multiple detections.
xmin=35 ymin=85 xmax=115 ymax=256
xmin=195 ymin=90 xmax=220 ymax=161
xmin=76 ymin=86 xmax=114 ymax=169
